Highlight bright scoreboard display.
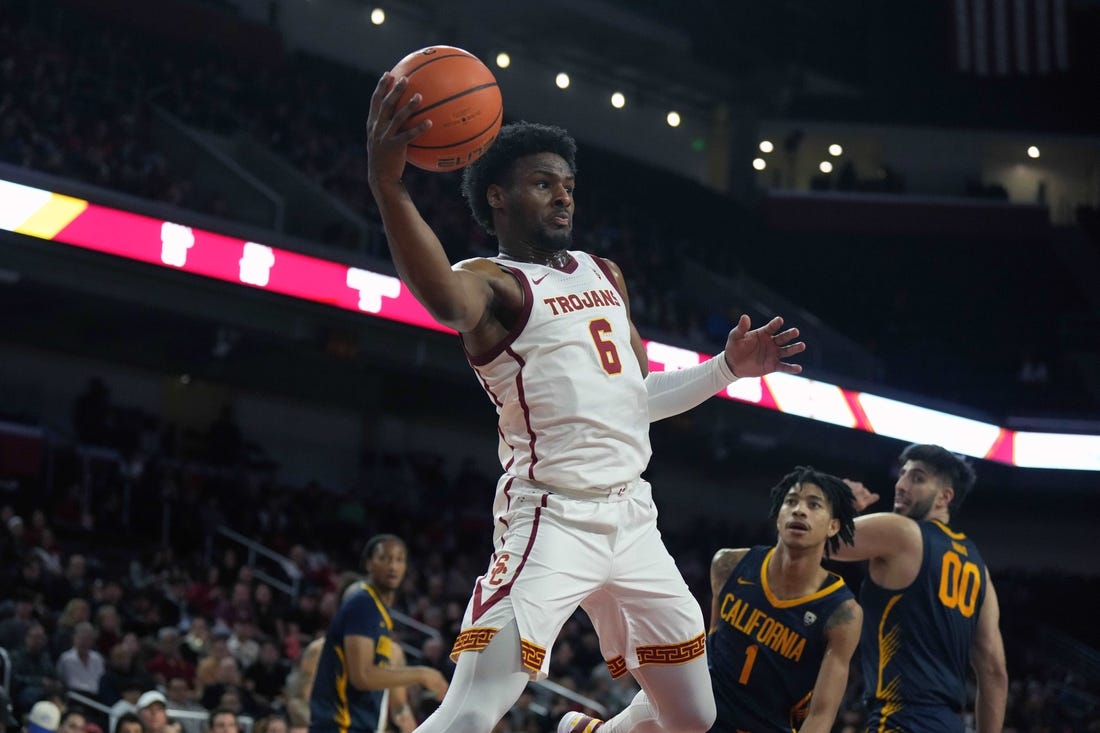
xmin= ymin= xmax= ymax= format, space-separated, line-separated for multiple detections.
xmin=2 ymin=177 xmax=1097 ymax=471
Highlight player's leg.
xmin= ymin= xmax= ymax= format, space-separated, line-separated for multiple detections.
xmin=414 ymin=620 xmax=530 ymax=733
xmin=558 ymin=659 xmax=714 ymax=733
xmin=560 ymin=480 xmax=715 ymax=732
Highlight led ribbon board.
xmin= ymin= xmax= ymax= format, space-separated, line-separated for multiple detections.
xmin=2 ymin=177 xmax=1097 ymax=471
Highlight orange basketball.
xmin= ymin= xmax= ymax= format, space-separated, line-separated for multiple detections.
xmin=390 ymin=46 xmax=503 ymax=172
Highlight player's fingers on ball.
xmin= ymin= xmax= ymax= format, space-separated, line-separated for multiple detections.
xmin=397 ymin=119 xmax=431 ymax=143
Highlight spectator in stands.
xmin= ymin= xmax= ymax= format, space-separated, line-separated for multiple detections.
xmin=244 ymin=639 xmax=288 ymax=708
xmin=111 ymin=712 xmax=142 ymax=733
xmin=136 ymin=691 xmax=169 ymax=733
xmin=57 ymin=709 xmax=86 ymax=733
xmin=61 ymin=555 xmax=92 ymax=601
xmin=24 ymin=701 xmax=60 ymax=733
xmin=56 ymin=621 xmax=105 ymax=696
xmin=251 ymin=585 xmax=284 ymax=643
xmin=200 ymin=657 xmax=261 ymax=718
xmin=163 ymin=678 xmax=205 ymax=733
xmin=0 ymin=591 xmax=38 ymax=650
xmin=51 ymin=600 xmax=91 ymax=658
xmin=146 ymin=628 xmax=195 ymax=686
xmin=93 ymin=606 xmax=123 ymax=657
xmin=207 ymin=708 xmax=239 ymax=733
xmin=98 ymin=643 xmax=155 ymax=707
xmin=194 ymin=633 xmax=232 ymax=695
xmin=11 ymin=557 xmax=54 ymax=608
xmin=252 ymin=715 xmax=287 ymax=733
xmin=10 ymin=623 xmax=61 ymax=710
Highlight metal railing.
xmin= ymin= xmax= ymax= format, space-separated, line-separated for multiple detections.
xmin=216 ymin=526 xmax=301 ymax=598
xmin=65 ymin=691 xmax=254 ymax=733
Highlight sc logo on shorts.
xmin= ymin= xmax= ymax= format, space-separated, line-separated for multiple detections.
xmin=488 ymin=553 xmax=512 ymax=586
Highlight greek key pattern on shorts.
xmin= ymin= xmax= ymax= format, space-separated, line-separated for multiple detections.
xmin=605 ymin=655 xmax=627 ymax=679
xmin=636 ymin=632 xmax=706 ymax=667
xmin=450 ymin=627 xmax=497 ymax=661
xmin=520 ymin=638 xmax=547 ymax=671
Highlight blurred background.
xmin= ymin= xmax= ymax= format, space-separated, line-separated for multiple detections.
xmin=1 ymin=0 xmax=1098 ymax=730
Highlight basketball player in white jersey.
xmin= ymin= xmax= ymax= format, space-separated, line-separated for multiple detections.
xmin=366 ymin=72 xmax=806 ymax=733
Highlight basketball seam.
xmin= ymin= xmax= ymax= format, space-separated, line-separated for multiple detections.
xmin=399 ymin=52 xmax=472 ymax=77
xmin=408 ymin=105 xmax=503 ymax=151
xmin=406 ymin=82 xmax=500 ymax=120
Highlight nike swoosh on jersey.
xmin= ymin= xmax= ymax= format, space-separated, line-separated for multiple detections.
xmin=532 ymin=274 xmax=549 ymax=285
xmin=736 ymin=578 xmax=755 ymax=585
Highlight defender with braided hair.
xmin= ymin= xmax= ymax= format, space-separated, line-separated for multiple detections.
xmin=706 ymin=466 xmax=862 ymax=733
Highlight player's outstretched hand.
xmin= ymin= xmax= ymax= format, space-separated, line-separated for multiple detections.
xmin=366 ymin=73 xmax=432 ymax=185
xmin=844 ymin=479 xmax=881 ymax=513
xmin=723 ymin=315 xmax=806 ymax=378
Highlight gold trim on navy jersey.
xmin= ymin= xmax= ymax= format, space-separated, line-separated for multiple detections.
xmin=760 ymin=547 xmax=847 ymax=608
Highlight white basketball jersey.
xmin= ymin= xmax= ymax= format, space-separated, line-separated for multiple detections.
xmin=467 ymin=251 xmax=651 ymax=496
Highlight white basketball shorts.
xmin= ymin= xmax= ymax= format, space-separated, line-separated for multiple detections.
xmin=450 ymin=475 xmax=707 ymax=680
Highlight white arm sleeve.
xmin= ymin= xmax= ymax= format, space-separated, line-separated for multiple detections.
xmin=644 ymin=354 xmax=738 ymax=422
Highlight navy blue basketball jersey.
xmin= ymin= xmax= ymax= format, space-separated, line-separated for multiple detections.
xmin=309 ymin=583 xmax=395 ymax=733
xmin=860 ymin=520 xmax=988 ymax=733
xmin=708 ymin=545 xmax=855 ymax=733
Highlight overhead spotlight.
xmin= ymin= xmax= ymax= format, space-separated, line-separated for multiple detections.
xmin=666 ymin=111 xmax=681 ymax=127
xmin=1027 ymin=145 xmax=1040 ymax=159
xmin=495 ymin=52 xmax=511 ymax=69
xmin=369 ymin=8 xmax=385 ymax=24
xmin=828 ymin=143 xmax=843 ymax=156
xmin=759 ymin=140 xmax=774 ymax=153
xmin=555 ymin=72 xmax=570 ymax=89
xmin=752 ymin=158 xmax=766 ymax=171
xmin=819 ymin=161 xmax=833 ymax=173
xmin=611 ymin=92 xmax=626 ymax=109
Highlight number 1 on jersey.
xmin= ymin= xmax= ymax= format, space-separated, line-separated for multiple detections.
xmin=739 ymin=644 xmax=759 ymax=685
xmin=589 ymin=318 xmax=623 ymax=375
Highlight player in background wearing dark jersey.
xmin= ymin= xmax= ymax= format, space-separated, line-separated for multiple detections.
xmin=708 ymin=467 xmax=861 ymax=733
xmin=837 ymin=444 xmax=1007 ymax=733
xmin=309 ymin=536 xmax=447 ymax=733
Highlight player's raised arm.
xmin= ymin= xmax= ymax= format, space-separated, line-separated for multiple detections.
xmin=366 ymin=73 xmax=493 ymax=333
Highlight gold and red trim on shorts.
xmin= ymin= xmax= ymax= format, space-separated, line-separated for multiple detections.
xmin=603 ymin=633 xmax=707 ymax=677
xmin=449 ymin=627 xmax=548 ymax=674
xmin=450 ymin=627 xmax=497 ymax=661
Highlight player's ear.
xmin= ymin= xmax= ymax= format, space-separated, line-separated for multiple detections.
xmin=827 ymin=517 xmax=840 ymax=538
xmin=939 ymin=485 xmax=955 ymax=511
xmin=487 ymin=183 xmax=505 ymax=209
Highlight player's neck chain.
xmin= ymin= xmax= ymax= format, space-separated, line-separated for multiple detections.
xmin=499 ymin=247 xmax=571 ymax=269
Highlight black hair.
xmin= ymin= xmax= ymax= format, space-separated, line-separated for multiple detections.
xmin=59 ymin=708 xmax=86 ymax=726
xmin=460 ymin=121 xmax=578 ymax=234
xmin=208 ymin=708 xmax=238 ymax=728
xmin=114 ymin=713 xmax=142 ymax=733
xmin=361 ymin=534 xmax=406 ymax=570
xmin=767 ymin=465 xmax=857 ymax=558
xmin=898 ymin=443 xmax=977 ymax=516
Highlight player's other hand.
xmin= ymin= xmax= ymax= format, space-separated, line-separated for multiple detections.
xmin=418 ymin=667 xmax=449 ymax=700
xmin=723 ymin=314 xmax=806 ymax=378
xmin=844 ymin=479 xmax=881 ymax=513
